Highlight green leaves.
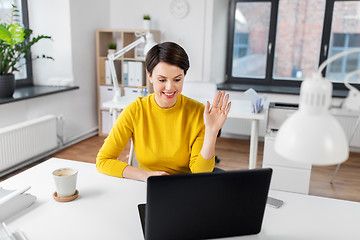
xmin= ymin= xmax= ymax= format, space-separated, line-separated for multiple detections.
xmin=9 ymin=23 xmax=25 ymax=44
xmin=0 ymin=24 xmax=12 ymax=45
xmin=0 ymin=5 xmax=51 ymax=75
xmin=0 ymin=23 xmax=25 ymax=45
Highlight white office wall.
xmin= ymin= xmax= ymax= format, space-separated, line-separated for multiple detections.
xmin=0 ymin=0 xmax=110 ymax=143
xmin=28 ymin=0 xmax=73 ymax=86
xmin=203 ymin=0 xmax=229 ymax=84
xmin=109 ymin=0 xmax=209 ymax=82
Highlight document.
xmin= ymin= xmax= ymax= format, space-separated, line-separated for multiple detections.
xmin=243 ymin=88 xmax=267 ymax=113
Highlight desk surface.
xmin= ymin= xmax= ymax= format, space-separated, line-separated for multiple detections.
xmin=2 ymin=158 xmax=360 ymax=240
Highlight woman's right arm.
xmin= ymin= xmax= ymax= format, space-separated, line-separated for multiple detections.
xmin=96 ymin=102 xmax=169 ymax=181
xmin=123 ymin=165 xmax=169 ymax=182
xmin=96 ymin=103 xmax=136 ymax=178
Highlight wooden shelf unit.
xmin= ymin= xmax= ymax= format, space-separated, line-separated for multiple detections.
xmin=96 ymin=29 xmax=161 ymax=136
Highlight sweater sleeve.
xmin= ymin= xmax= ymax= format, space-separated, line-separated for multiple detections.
xmin=188 ymin=127 xmax=215 ymax=173
xmin=96 ymin=102 xmax=137 ymax=178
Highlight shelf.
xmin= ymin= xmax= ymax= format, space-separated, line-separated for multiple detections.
xmin=123 ymin=85 xmax=148 ymax=88
xmin=123 ymin=58 xmax=145 ymax=62
xmin=96 ymin=29 xmax=160 ymax=136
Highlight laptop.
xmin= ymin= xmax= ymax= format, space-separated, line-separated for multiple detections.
xmin=138 ymin=168 xmax=272 ymax=240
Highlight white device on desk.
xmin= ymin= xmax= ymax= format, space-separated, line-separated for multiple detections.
xmin=0 ymin=186 xmax=36 ymax=222
xmin=263 ymin=102 xmax=312 ymax=194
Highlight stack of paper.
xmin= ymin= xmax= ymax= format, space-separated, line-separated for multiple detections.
xmin=0 ymin=186 xmax=36 ymax=222
xmin=243 ymin=88 xmax=267 ymax=113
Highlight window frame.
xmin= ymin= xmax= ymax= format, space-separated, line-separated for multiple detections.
xmin=320 ymin=0 xmax=360 ymax=90
xmin=13 ymin=0 xmax=33 ymax=87
xmin=225 ymin=0 xmax=279 ymax=86
xmin=225 ymin=0 xmax=360 ymax=92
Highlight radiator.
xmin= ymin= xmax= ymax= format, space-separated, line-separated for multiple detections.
xmin=334 ymin=114 xmax=360 ymax=148
xmin=0 ymin=115 xmax=58 ymax=173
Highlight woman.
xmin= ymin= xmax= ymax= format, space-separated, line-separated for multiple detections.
xmin=96 ymin=42 xmax=231 ymax=182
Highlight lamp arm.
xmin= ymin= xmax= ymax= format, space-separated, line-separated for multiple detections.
xmin=317 ymin=48 xmax=360 ymax=76
xmin=344 ymin=69 xmax=360 ymax=91
xmin=107 ymin=36 xmax=145 ymax=102
xmin=109 ymin=36 xmax=145 ymax=61
xmin=342 ymin=69 xmax=360 ymax=112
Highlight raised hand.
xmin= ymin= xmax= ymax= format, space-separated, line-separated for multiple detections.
xmin=203 ymin=91 xmax=231 ymax=134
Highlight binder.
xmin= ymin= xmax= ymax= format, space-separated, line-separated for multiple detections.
xmin=128 ymin=61 xmax=136 ymax=86
xmin=135 ymin=62 xmax=144 ymax=87
xmin=105 ymin=60 xmax=111 ymax=85
xmin=126 ymin=61 xmax=144 ymax=87
xmin=123 ymin=61 xmax=129 ymax=86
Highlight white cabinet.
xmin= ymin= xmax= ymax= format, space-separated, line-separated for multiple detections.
xmin=99 ymin=86 xmax=115 ymax=106
xmin=263 ymin=133 xmax=311 ymax=194
xmin=101 ymin=110 xmax=121 ymax=135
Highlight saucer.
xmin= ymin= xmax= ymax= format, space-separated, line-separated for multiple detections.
xmin=53 ymin=190 xmax=79 ymax=202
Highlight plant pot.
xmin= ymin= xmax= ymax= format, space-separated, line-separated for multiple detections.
xmin=107 ymin=49 xmax=116 ymax=56
xmin=0 ymin=74 xmax=15 ymax=98
xmin=143 ymin=19 xmax=151 ymax=30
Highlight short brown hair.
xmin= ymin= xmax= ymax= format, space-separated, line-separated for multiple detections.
xmin=145 ymin=42 xmax=190 ymax=77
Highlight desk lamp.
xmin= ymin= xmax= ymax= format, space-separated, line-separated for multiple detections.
xmin=275 ymin=48 xmax=360 ymax=165
xmin=108 ymin=32 xmax=157 ymax=103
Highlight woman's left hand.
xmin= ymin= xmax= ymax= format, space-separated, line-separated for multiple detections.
xmin=204 ymin=91 xmax=231 ymax=134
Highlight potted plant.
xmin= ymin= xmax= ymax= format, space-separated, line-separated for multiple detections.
xmin=143 ymin=14 xmax=151 ymax=30
xmin=107 ymin=42 xmax=117 ymax=55
xmin=0 ymin=4 xmax=52 ymax=98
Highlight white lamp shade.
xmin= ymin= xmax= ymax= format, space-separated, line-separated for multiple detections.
xmin=274 ymin=110 xmax=349 ymax=165
xmin=274 ymin=75 xmax=350 ymax=166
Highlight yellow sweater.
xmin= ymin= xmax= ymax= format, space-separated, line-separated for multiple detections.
xmin=96 ymin=93 xmax=215 ymax=178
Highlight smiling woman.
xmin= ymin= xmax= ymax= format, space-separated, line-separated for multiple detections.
xmin=145 ymin=42 xmax=190 ymax=108
xmin=148 ymin=62 xmax=184 ymax=108
xmin=96 ymin=42 xmax=231 ymax=182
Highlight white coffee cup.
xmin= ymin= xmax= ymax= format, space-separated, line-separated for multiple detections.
xmin=52 ymin=168 xmax=78 ymax=198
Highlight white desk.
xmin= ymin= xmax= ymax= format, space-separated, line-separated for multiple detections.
xmin=2 ymin=158 xmax=360 ymax=239
xmin=228 ymin=100 xmax=266 ymax=169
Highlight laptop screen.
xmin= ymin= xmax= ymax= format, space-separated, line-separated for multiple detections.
xmin=139 ymin=168 xmax=272 ymax=240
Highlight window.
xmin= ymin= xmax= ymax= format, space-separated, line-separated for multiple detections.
xmin=226 ymin=0 xmax=274 ymax=85
xmin=328 ymin=33 xmax=360 ymax=81
xmin=233 ymin=33 xmax=249 ymax=60
xmin=273 ymin=0 xmax=325 ymax=81
xmin=0 ymin=0 xmax=33 ymax=87
xmin=231 ymin=2 xmax=271 ymax=79
xmin=226 ymin=0 xmax=360 ymax=92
